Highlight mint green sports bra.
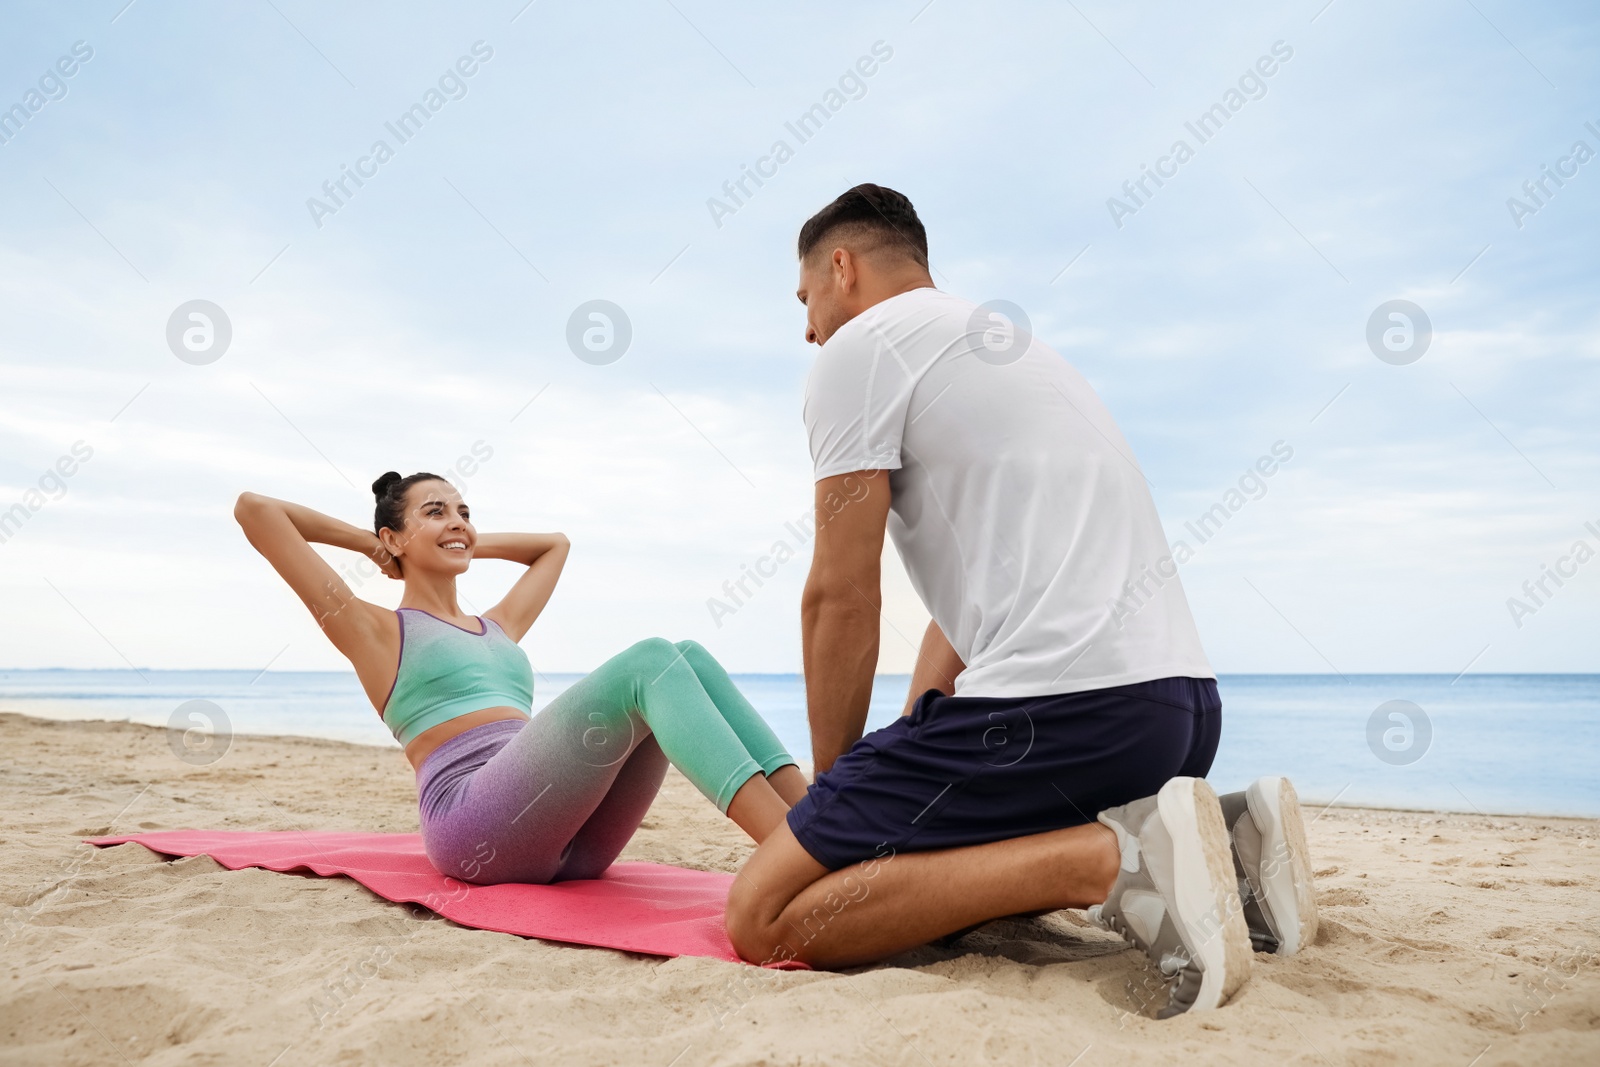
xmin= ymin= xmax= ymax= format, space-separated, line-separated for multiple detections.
xmin=380 ymin=608 xmax=535 ymax=747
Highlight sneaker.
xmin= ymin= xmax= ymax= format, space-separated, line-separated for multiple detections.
xmin=1218 ymin=776 xmax=1319 ymax=956
xmin=1088 ymin=776 xmax=1253 ymax=1018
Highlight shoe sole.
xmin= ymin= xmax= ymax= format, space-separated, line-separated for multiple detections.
xmin=1245 ymin=776 xmax=1319 ymax=956
xmin=1158 ymin=777 xmax=1254 ymax=1013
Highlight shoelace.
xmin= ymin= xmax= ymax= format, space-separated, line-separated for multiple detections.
xmin=1091 ymin=905 xmax=1205 ymax=1016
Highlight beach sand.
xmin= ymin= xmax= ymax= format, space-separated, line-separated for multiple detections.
xmin=2 ymin=710 xmax=1597 ymax=1066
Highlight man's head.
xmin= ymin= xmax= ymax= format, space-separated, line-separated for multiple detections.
xmin=796 ymin=184 xmax=933 ymax=345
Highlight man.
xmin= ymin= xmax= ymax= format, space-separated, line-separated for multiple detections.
xmin=723 ymin=184 xmax=1318 ymax=1017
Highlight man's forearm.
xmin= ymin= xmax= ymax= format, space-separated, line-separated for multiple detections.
xmin=901 ymin=619 xmax=965 ymax=715
xmin=802 ymin=585 xmax=879 ymax=775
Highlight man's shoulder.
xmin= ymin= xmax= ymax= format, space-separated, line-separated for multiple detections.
xmin=820 ymin=287 xmax=973 ymax=364
xmin=854 ymin=286 xmax=971 ymax=333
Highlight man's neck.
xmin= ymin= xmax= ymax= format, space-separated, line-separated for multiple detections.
xmin=856 ymin=272 xmax=936 ymax=312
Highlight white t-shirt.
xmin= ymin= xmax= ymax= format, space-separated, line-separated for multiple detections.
xmin=803 ymin=286 xmax=1214 ymax=698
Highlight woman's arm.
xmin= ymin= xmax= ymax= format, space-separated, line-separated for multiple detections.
xmin=257 ymin=494 xmax=400 ymax=575
xmin=479 ymin=532 xmax=570 ymax=643
xmin=233 ymin=492 xmax=396 ymax=657
xmin=473 ymin=532 xmax=567 ymax=566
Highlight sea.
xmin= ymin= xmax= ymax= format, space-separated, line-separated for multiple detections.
xmin=1 ymin=670 xmax=1594 ymax=818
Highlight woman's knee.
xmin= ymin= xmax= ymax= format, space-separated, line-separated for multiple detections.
xmin=620 ymin=636 xmax=680 ymax=672
xmin=674 ymin=638 xmax=717 ymax=674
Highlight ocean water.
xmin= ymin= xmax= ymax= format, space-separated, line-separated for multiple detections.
xmin=1 ymin=670 xmax=1594 ymax=818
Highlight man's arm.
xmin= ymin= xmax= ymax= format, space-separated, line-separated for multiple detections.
xmin=801 ymin=469 xmax=891 ymax=775
xmin=901 ymin=620 xmax=965 ymax=715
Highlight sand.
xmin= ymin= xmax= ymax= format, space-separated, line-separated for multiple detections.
xmin=2 ymin=709 xmax=1597 ymax=1066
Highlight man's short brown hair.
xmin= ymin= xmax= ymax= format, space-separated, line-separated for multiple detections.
xmin=797 ymin=183 xmax=928 ymax=269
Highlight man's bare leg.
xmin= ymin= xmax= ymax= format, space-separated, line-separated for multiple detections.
xmin=725 ymin=821 xmax=1120 ymax=968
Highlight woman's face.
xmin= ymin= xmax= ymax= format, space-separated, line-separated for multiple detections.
xmin=386 ymin=479 xmax=474 ymax=575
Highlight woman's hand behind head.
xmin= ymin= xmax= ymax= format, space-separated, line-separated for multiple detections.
xmin=367 ymin=534 xmax=404 ymax=580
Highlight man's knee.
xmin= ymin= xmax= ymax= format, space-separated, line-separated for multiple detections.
xmin=726 ymin=867 xmax=811 ymax=965
xmin=726 ymin=824 xmax=835 ymax=963
xmin=729 ymin=890 xmax=848 ymax=968
xmin=724 ymin=874 xmax=772 ymax=962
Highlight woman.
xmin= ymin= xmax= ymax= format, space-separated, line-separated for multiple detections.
xmin=234 ymin=470 xmax=808 ymax=885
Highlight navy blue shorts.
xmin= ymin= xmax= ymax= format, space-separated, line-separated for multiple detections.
xmin=785 ymin=676 xmax=1221 ymax=871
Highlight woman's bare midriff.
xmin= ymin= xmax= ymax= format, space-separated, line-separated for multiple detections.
xmin=402 ymin=706 xmax=530 ymax=772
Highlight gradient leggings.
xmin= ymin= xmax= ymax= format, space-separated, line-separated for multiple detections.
xmin=415 ymin=638 xmax=796 ymax=885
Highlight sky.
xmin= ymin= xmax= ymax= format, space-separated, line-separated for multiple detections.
xmin=0 ymin=0 xmax=1595 ymax=677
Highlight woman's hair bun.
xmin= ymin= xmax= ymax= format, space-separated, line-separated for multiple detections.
xmin=371 ymin=470 xmax=446 ymax=535
xmin=371 ymin=471 xmax=403 ymax=498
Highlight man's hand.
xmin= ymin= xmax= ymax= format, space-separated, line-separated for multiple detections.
xmin=800 ymin=469 xmax=892 ymax=774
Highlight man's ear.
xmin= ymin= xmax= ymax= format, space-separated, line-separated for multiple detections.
xmin=832 ymin=247 xmax=855 ymax=293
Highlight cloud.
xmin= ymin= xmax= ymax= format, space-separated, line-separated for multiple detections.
xmin=0 ymin=0 xmax=1595 ymax=675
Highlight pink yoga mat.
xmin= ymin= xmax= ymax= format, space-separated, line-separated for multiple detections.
xmin=86 ymin=830 xmax=807 ymax=969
